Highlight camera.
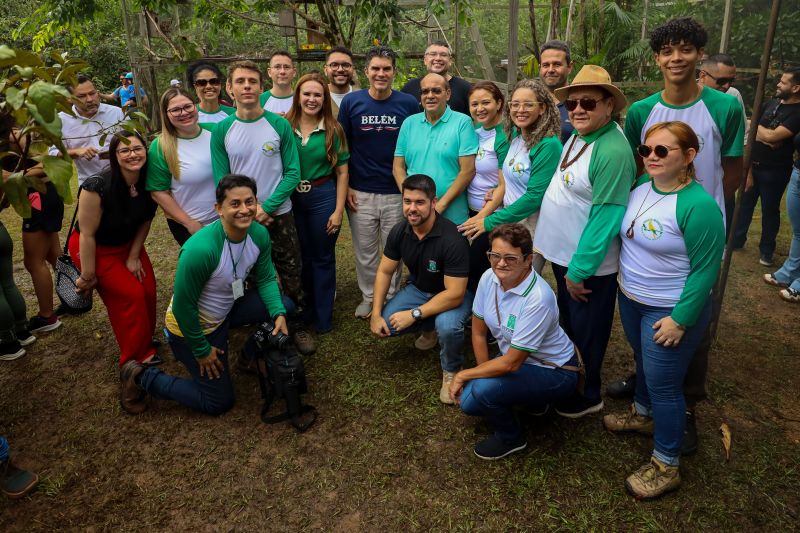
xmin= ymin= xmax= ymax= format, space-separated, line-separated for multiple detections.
xmin=252 ymin=319 xmax=290 ymax=351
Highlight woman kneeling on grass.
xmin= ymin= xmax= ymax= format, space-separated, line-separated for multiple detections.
xmin=603 ymin=121 xmax=724 ymax=500
xmin=450 ymin=223 xmax=581 ymax=460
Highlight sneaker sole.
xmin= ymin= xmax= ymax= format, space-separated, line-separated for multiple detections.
xmin=0 ymin=472 xmax=39 ymax=499
xmin=763 ymin=274 xmax=788 ymax=288
xmin=555 ymin=400 xmax=605 ymax=419
xmin=474 ymin=442 xmax=528 ymax=461
xmin=759 ymin=259 xmax=774 ymax=267
xmin=0 ymin=349 xmax=26 ymax=361
xmin=29 ymin=319 xmax=62 ymax=334
xmin=624 ymin=478 xmax=681 ymax=500
xmin=780 ymin=290 xmax=800 ymax=303
xmin=18 ymin=336 xmax=37 ymax=347
xmin=602 ymin=421 xmax=654 ymax=435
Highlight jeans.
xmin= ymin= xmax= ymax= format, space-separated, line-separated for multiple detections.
xmin=381 ymin=283 xmax=473 ymax=372
xmin=292 ymin=180 xmax=339 ymax=332
xmin=618 ymin=291 xmax=712 ymax=466
xmin=733 ymin=163 xmax=793 ymax=257
xmin=773 ymin=167 xmax=800 ymax=291
xmin=139 ymin=288 xmax=269 ymax=415
xmin=551 ymin=263 xmax=618 ymax=403
xmin=460 ymin=355 xmax=578 ymax=442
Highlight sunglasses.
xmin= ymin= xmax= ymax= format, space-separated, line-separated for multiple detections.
xmin=637 ymin=144 xmax=681 ymax=158
xmin=486 ymin=251 xmax=528 ymax=266
xmin=701 ymin=70 xmax=735 ymax=86
xmin=564 ymin=97 xmax=606 ymax=112
xmin=421 ymin=87 xmax=445 ymax=95
xmin=194 ymin=78 xmax=221 ymax=87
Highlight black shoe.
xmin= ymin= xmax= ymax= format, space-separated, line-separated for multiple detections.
xmin=0 ymin=341 xmax=26 ymax=362
xmin=554 ymin=395 xmax=604 ymax=419
xmin=681 ymin=410 xmax=698 ymax=456
xmin=473 ymin=434 xmax=527 ymax=460
xmin=606 ymin=373 xmax=637 ymax=399
xmin=759 ymin=254 xmax=774 ymax=267
xmin=16 ymin=329 xmax=36 ymax=347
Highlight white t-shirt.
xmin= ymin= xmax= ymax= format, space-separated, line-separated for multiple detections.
xmin=330 ymin=86 xmax=354 ymax=108
xmin=473 ymin=268 xmax=574 ymax=367
xmin=260 ymin=91 xmax=293 ymax=115
xmin=468 ymin=124 xmax=508 ymax=211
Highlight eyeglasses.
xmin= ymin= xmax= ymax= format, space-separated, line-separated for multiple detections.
xmin=270 ymin=65 xmax=293 ymax=71
xmin=116 ymin=146 xmax=146 ymax=156
xmin=194 ymin=78 xmax=221 ymax=87
xmin=167 ymin=104 xmax=196 ymax=116
xmin=327 ymin=62 xmax=353 ymax=70
xmin=637 ymin=144 xmax=681 ymax=158
xmin=486 ymin=251 xmax=528 ymax=266
xmin=564 ymin=97 xmax=606 ymax=112
xmin=421 ymin=87 xmax=445 ymax=95
xmin=701 ymin=70 xmax=735 ymax=86
xmin=509 ymin=101 xmax=540 ymax=111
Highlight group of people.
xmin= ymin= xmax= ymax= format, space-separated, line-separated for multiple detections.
xmin=1 ymin=15 xmax=797 ymax=502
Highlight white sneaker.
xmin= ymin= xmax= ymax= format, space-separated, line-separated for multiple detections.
xmin=440 ymin=370 xmax=458 ymax=404
xmin=354 ymin=300 xmax=372 ymax=319
xmin=414 ymin=330 xmax=438 ymax=350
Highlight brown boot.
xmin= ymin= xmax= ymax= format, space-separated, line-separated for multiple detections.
xmin=625 ymin=457 xmax=681 ymax=500
xmin=119 ymin=360 xmax=147 ymax=415
xmin=603 ymin=404 xmax=654 ymax=434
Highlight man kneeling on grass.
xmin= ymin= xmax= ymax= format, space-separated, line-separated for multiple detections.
xmin=119 ymin=175 xmax=288 ymax=415
xmin=370 ymin=174 xmax=472 ymax=404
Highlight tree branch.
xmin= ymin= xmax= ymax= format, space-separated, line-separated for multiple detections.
xmin=145 ymin=10 xmax=183 ymax=60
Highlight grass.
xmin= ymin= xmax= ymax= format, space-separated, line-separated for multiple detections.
xmin=0 ymin=187 xmax=799 ymax=531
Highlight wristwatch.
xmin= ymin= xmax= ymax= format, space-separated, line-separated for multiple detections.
xmin=411 ymin=308 xmax=423 ymax=321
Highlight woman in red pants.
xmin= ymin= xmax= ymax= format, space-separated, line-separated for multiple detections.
xmin=70 ymin=131 xmax=159 ymax=374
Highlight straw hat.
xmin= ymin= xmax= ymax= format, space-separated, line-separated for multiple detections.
xmin=554 ymin=65 xmax=627 ymax=114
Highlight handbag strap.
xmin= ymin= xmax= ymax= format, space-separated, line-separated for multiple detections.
xmin=494 ymin=282 xmax=585 ymax=374
xmin=62 ymin=187 xmax=82 ymax=255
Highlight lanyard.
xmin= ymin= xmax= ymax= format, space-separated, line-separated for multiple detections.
xmin=226 ymin=238 xmax=247 ymax=280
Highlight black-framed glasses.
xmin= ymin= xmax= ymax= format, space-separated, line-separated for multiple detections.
xmin=486 ymin=251 xmax=528 ymax=266
xmin=194 ymin=78 xmax=221 ymax=87
xmin=117 ymin=146 xmax=146 ymax=156
xmin=564 ymin=97 xmax=605 ymax=112
xmin=327 ymin=62 xmax=353 ymax=70
xmin=701 ymin=70 xmax=735 ymax=86
xmin=167 ymin=103 xmax=196 ymax=116
xmin=637 ymin=144 xmax=681 ymax=158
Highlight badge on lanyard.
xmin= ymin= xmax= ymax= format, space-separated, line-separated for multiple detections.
xmin=227 ymin=237 xmax=246 ymax=300
xmin=232 ymin=278 xmax=244 ymax=300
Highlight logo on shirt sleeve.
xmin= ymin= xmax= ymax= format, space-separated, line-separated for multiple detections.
xmin=506 ymin=314 xmax=517 ymax=330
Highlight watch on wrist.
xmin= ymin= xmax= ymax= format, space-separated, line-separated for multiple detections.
xmin=411 ymin=308 xmax=423 ymax=321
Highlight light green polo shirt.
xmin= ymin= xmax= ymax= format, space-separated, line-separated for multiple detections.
xmin=394 ymin=106 xmax=479 ymax=224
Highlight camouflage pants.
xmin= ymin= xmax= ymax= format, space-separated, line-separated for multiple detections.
xmin=267 ymin=212 xmax=305 ymax=315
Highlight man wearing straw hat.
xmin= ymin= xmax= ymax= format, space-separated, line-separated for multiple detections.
xmin=534 ymin=65 xmax=636 ymax=418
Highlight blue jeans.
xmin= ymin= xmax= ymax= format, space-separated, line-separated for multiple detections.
xmin=773 ymin=167 xmax=800 ymax=291
xmin=292 ymin=180 xmax=339 ymax=333
xmin=733 ymin=163 xmax=793 ymax=257
xmin=618 ymin=291 xmax=712 ymax=466
xmin=381 ymin=283 xmax=473 ymax=372
xmin=139 ymin=289 xmax=270 ymax=415
xmin=460 ymin=355 xmax=578 ymax=442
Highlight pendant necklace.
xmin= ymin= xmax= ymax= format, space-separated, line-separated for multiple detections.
xmin=625 ymin=181 xmax=682 ymax=239
xmin=560 ymin=135 xmax=591 ymax=171
xmin=507 ymin=136 xmax=528 ymax=168
xmin=129 ymin=181 xmax=139 ymax=198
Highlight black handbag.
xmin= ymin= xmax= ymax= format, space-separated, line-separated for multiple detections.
xmin=55 ymin=188 xmax=92 ymax=314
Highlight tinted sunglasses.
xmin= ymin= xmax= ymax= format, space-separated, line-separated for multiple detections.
xmin=564 ymin=97 xmax=605 ymax=112
xmin=701 ymin=70 xmax=735 ymax=86
xmin=194 ymin=78 xmax=221 ymax=87
xmin=637 ymin=144 xmax=681 ymax=158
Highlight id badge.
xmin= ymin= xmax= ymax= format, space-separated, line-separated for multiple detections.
xmin=232 ymin=278 xmax=244 ymax=300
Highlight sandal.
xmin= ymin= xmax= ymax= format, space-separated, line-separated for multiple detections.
xmin=780 ymin=288 xmax=800 ymax=303
xmin=763 ymin=273 xmax=789 ymax=288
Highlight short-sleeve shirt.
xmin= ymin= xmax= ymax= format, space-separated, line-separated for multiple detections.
xmin=624 ymin=87 xmax=745 ymax=218
xmin=146 ymin=126 xmax=218 ymax=225
xmin=383 ymin=214 xmax=469 ymax=294
xmin=394 ymin=106 xmax=480 ymax=224
xmin=114 ymin=85 xmax=146 ymax=107
xmin=197 ymin=104 xmax=235 ymax=125
xmin=337 ymin=89 xmax=419 ymax=194
xmin=472 ymin=268 xmax=573 ymax=367
xmin=752 ymin=99 xmax=800 ymax=167
xmin=468 ymin=124 xmax=509 ymax=211
xmin=260 ymin=91 xmax=293 ymax=115
xmin=293 ymin=121 xmax=350 ymax=181
xmin=400 ymin=76 xmax=473 ymax=116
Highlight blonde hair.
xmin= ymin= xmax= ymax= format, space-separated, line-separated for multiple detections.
xmin=504 ymin=79 xmax=561 ymax=149
xmin=157 ymin=87 xmax=196 ymax=179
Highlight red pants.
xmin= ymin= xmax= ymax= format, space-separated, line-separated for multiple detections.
xmin=69 ymin=231 xmax=157 ymax=366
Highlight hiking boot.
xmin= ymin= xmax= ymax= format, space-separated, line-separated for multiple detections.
xmin=292 ymin=327 xmax=317 ymax=356
xmin=606 ymin=372 xmax=636 ymax=399
xmin=119 ymin=360 xmax=147 ymax=415
xmin=354 ymin=300 xmax=372 ymax=319
xmin=0 ymin=458 xmax=39 ymax=499
xmin=440 ymin=370 xmax=458 ymax=404
xmin=0 ymin=341 xmax=25 ymax=362
xmin=28 ymin=314 xmax=61 ymax=334
xmin=625 ymin=457 xmax=681 ymax=500
xmin=759 ymin=254 xmax=774 ymax=267
xmin=415 ymin=330 xmax=438 ymax=350
xmin=682 ymin=410 xmax=698 ymax=456
xmin=16 ymin=329 xmax=36 ymax=347
xmin=473 ymin=434 xmax=527 ymax=460
xmin=555 ymin=395 xmax=604 ymax=419
xmin=603 ymin=405 xmax=654 ymax=434
xmin=780 ymin=288 xmax=800 ymax=303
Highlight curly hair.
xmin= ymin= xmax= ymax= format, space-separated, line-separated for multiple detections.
xmin=649 ymin=17 xmax=708 ymax=52
xmin=504 ymin=79 xmax=561 ymax=150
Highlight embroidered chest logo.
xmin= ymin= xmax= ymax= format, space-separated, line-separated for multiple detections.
xmin=476 ymin=146 xmax=486 ymax=161
xmin=641 ymin=218 xmax=664 ymax=240
xmin=261 ymin=141 xmax=279 ymax=156
xmin=506 ymin=314 xmax=517 ymax=330
xmin=509 ymin=160 xmax=526 ymax=178
xmin=426 ymin=259 xmax=439 ymax=272
xmin=561 ymin=171 xmax=575 ymax=189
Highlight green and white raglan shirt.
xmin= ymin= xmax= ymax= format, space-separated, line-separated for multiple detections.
xmin=196 ymin=104 xmax=235 ymax=125
xmin=624 ymin=87 xmax=745 ymax=219
xmin=210 ymin=111 xmax=301 ymax=215
xmin=472 ymin=268 xmax=574 ymax=367
xmin=260 ymin=90 xmax=293 ymax=115
xmin=534 ymin=121 xmax=636 ymax=280
xmin=146 ymin=125 xmax=218 ymax=225
xmin=618 ymin=176 xmax=725 ymax=326
xmin=165 ymin=220 xmax=286 ymax=358
xmin=468 ymin=124 xmax=510 ymax=212
xmin=485 ymin=134 xmax=562 ymax=231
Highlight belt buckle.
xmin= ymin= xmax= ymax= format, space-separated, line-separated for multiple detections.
xmin=296 ymin=179 xmax=312 ymax=193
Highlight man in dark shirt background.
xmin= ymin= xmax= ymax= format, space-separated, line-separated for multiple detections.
xmin=401 ymin=41 xmax=472 ymax=116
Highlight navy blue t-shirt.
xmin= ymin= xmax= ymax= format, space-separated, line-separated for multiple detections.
xmin=557 ymin=101 xmax=574 ymax=144
xmin=338 ymin=89 xmax=420 ymax=194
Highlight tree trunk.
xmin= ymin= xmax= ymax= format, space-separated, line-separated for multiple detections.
xmin=565 ymin=0 xmax=577 ymax=42
xmin=528 ymin=0 xmax=541 ymax=61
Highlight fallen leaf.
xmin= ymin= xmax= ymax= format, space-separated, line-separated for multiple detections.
xmin=720 ymin=422 xmax=732 ymax=461
xmin=94 ymin=332 xmax=103 ymax=340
